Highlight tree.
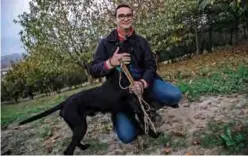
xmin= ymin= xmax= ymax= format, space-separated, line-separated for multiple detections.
xmin=15 ymin=0 xmax=110 ymax=84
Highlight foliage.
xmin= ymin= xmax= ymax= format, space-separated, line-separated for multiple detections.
xmin=194 ymin=119 xmax=248 ymax=154
xmin=177 ymin=64 xmax=248 ymax=101
xmin=1 ymin=84 xmax=100 ymax=126
xmin=1 ymin=53 xmax=87 ymax=102
xmin=2 ymin=0 xmax=248 ymax=102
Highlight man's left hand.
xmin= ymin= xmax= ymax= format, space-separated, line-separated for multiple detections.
xmin=129 ymin=81 xmax=144 ymax=96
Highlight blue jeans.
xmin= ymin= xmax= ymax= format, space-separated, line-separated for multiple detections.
xmin=114 ymin=78 xmax=182 ymax=143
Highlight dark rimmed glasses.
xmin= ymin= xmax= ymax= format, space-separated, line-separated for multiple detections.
xmin=117 ymin=13 xmax=133 ymax=20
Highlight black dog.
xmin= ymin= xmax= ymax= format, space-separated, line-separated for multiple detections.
xmin=19 ymin=80 xmax=160 ymax=155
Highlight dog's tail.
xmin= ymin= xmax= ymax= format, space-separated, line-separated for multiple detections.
xmin=19 ymin=102 xmax=63 ymax=125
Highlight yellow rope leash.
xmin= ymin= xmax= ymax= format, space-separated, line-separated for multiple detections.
xmin=118 ymin=62 xmax=157 ymax=134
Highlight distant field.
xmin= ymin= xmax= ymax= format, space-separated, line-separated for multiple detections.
xmin=1 ymin=84 xmax=100 ymax=126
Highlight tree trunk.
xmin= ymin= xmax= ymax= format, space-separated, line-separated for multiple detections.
xmin=208 ymin=26 xmax=212 ymax=52
xmin=234 ymin=22 xmax=239 ymax=45
xmin=88 ymin=74 xmax=93 ymax=85
xmin=14 ymin=92 xmax=19 ymax=103
xmin=230 ymin=28 xmax=233 ymax=45
xmin=29 ymin=94 xmax=34 ymax=100
xmin=243 ymin=25 xmax=247 ymax=39
xmin=82 ymin=62 xmax=94 ymax=85
xmin=14 ymin=98 xmax=18 ymax=103
xmin=49 ymin=86 xmax=53 ymax=95
xmin=84 ymin=69 xmax=93 ymax=85
xmin=194 ymin=22 xmax=199 ymax=55
xmin=56 ymin=89 xmax=61 ymax=94
xmin=223 ymin=31 xmax=227 ymax=46
xmin=200 ymin=33 xmax=204 ymax=53
xmin=155 ymin=52 xmax=160 ymax=67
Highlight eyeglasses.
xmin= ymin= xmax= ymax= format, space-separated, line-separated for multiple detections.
xmin=117 ymin=13 xmax=133 ymax=20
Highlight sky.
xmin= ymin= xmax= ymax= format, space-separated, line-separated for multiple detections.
xmin=1 ymin=0 xmax=30 ymax=56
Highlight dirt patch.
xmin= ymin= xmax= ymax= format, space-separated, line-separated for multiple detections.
xmin=158 ymin=94 xmax=248 ymax=155
xmin=1 ymin=94 xmax=248 ymax=155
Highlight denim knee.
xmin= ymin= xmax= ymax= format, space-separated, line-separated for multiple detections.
xmin=118 ymin=132 xmax=137 ymax=144
xmin=170 ymin=88 xmax=183 ymax=104
xmin=115 ymin=113 xmax=137 ymax=144
xmin=151 ymin=79 xmax=183 ymax=105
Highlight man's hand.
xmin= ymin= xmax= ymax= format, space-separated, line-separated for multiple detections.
xmin=129 ymin=81 xmax=144 ymax=96
xmin=109 ymin=47 xmax=131 ymax=66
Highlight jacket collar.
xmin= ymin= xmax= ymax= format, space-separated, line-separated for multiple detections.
xmin=106 ymin=29 xmax=137 ymax=43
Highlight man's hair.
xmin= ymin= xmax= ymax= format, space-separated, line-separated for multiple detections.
xmin=114 ymin=4 xmax=133 ymax=17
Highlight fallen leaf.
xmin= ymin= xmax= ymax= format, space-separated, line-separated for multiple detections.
xmin=183 ymin=103 xmax=190 ymax=107
xmin=171 ymin=130 xmax=185 ymax=137
xmin=168 ymin=115 xmax=175 ymax=118
xmin=164 ymin=147 xmax=171 ymax=154
xmin=46 ymin=146 xmax=53 ymax=153
xmin=189 ymin=79 xmax=192 ymax=84
xmin=200 ymin=106 xmax=208 ymax=110
xmin=192 ymin=140 xmax=200 ymax=145
xmin=13 ymin=126 xmax=19 ymax=130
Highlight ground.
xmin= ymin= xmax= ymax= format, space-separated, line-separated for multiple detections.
xmin=1 ymin=42 xmax=248 ymax=155
xmin=1 ymin=94 xmax=248 ymax=155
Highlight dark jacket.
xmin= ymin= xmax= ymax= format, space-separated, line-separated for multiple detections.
xmin=89 ymin=29 xmax=158 ymax=87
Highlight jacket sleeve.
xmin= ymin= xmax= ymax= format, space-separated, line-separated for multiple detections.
xmin=142 ymin=38 xmax=157 ymax=86
xmin=88 ymin=39 xmax=113 ymax=78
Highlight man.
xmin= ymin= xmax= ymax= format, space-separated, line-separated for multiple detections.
xmin=89 ymin=4 xmax=182 ymax=144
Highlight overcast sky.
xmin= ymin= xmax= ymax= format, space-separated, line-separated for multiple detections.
xmin=1 ymin=0 xmax=30 ymax=56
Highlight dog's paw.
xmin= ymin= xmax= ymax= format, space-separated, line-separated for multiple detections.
xmin=78 ymin=143 xmax=90 ymax=150
xmin=63 ymin=150 xmax=73 ymax=155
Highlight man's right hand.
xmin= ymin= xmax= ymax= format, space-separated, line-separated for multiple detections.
xmin=109 ymin=47 xmax=131 ymax=66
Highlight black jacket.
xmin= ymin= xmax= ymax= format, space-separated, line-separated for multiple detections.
xmin=89 ymin=29 xmax=158 ymax=87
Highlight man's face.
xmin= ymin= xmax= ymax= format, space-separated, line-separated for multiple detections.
xmin=115 ymin=7 xmax=133 ymax=30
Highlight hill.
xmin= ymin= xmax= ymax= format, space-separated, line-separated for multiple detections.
xmin=1 ymin=53 xmax=23 ymax=69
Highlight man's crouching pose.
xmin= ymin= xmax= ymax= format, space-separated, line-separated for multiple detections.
xmin=89 ymin=4 xmax=182 ymax=144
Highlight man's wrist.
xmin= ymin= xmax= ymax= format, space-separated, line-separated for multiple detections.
xmin=139 ymin=79 xmax=148 ymax=88
xmin=109 ymin=57 xmax=115 ymax=67
xmin=104 ymin=59 xmax=114 ymax=70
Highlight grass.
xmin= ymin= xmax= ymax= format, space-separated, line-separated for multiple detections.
xmin=193 ymin=119 xmax=248 ymax=154
xmin=158 ymin=45 xmax=248 ymax=101
xmin=82 ymin=139 xmax=109 ymax=155
xmin=176 ymin=64 xmax=248 ymax=101
xmin=54 ymin=137 xmax=109 ymax=155
xmin=39 ymin=124 xmax=52 ymax=139
xmin=1 ymin=84 xmax=100 ymax=126
xmin=171 ymin=138 xmax=188 ymax=148
xmin=141 ymin=133 xmax=171 ymax=154
xmin=142 ymin=132 xmax=188 ymax=154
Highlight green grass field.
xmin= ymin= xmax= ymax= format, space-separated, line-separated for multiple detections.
xmin=1 ymin=84 xmax=100 ymax=126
